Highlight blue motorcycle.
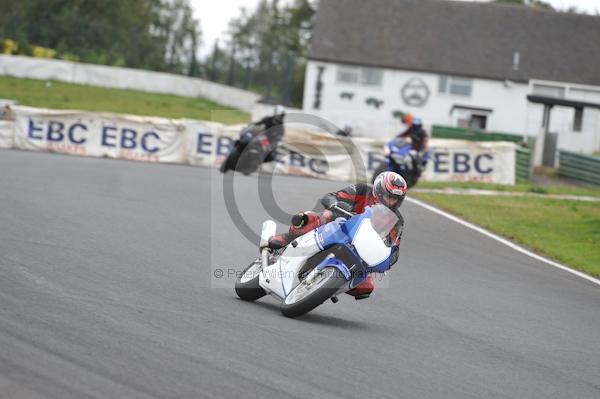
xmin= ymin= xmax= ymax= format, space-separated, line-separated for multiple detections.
xmin=371 ymin=137 xmax=430 ymax=187
xmin=235 ymin=204 xmax=399 ymax=318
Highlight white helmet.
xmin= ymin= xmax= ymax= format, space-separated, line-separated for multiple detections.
xmin=274 ymin=104 xmax=286 ymax=116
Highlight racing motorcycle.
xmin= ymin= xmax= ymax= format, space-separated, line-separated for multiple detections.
xmin=234 ymin=204 xmax=398 ymax=318
xmin=220 ymin=124 xmax=274 ymax=175
xmin=371 ymin=137 xmax=430 ymax=188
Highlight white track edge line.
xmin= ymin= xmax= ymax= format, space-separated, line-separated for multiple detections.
xmin=406 ymin=197 xmax=600 ymax=287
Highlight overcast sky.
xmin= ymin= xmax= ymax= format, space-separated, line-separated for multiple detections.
xmin=191 ymin=0 xmax=600 ymax=57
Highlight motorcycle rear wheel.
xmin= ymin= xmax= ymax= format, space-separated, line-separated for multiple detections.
xmin=220 ymin=149 xmax=240 ymax=173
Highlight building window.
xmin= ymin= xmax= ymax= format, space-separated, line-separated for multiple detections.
xmin=573 ymin=107 xmax=583 ymax=132
xmin=457 ymin=115 xmax=487 ymax=129
xmin=337 ymin=67 xmax=359 ymax=84
xmin=337 ymin=66 xmax=382 ymax=87
xmin=532 ymin=84 xmax=565 ymax=98
xmin=451 ymin=105 xmax=492 ymax=130
xmin=570 ymin=88 xmax=600 ymax=103
xmin=438 ymin=76 xmax=447 ymax=93
xmin=470 ymin=115 xmax=487 ymax=129
xmin=439 ymin=76 xmax=472 ymax=96
xmin=361 ymin=67 xmax=383 ymax=87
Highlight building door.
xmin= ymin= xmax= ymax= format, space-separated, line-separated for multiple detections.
xmin=542 ymin=132 xmax=558 ymax=167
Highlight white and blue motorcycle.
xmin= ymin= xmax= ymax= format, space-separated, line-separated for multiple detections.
xmin=235 ymin=204 xmax=399 ymax=318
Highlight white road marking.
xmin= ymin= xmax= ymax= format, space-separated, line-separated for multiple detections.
xmin=407 ymin=197 xmax=600 ymax=287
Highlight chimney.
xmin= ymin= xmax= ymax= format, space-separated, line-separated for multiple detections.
xmin=512 ymin=51 xmax=520 ymax=71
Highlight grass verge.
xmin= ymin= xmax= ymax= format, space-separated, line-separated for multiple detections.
xmin=0 ymin=76 xmax=250 ymax=124
xmin=416 ymin=181 xmax=600 ymax=198
xmin=411 ymin=192 xmax=600 ymax=278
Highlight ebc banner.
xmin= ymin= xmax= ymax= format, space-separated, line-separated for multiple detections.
xmin=13 ymin=106 xmax=186 ymax=163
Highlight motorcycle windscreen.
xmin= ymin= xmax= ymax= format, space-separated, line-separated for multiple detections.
xmin=351 ymin=204 xmax=397 ymax=267
xmin=390 ymin=137 xmax=410 ymax=151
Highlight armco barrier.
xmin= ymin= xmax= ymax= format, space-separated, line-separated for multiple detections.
xmin=558 ymin=151 xmax=600 ymax=186
xmin=515 ymin=146 xmax=531 ymax=182
xmin=432 ymin=125 xmax=525 ymax=143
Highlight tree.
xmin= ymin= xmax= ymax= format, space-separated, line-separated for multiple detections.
xmin=214 ymin=0 xmax=316 ymax=106
xmin=0 ymin=0 xmax=202 ymax=73
xmin=157 ymin=0 xmax=202 ymax=75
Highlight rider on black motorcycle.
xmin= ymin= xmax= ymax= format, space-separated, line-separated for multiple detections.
xmin=253 ymin=105 xmax=286 ymax=162
xmin=220 ymin=105 xmax=286 ymax=174
xmin=267 ymin=171 xmax=407 ymax=300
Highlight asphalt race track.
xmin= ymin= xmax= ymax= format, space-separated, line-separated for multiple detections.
xmin=1 ymin=149 xmax=599 ymax=399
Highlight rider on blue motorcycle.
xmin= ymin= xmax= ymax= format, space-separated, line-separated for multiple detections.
xmin=267 ymin=171 xmax=407 ymax=299
xmin=398 ymin=115 xmax=429 ymax=172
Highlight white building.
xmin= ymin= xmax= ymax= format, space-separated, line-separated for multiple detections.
xmin=302 ymin=0 xmax=600 ymax=156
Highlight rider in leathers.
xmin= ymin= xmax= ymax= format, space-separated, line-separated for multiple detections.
xmin=397 ymin=116 xmax=429 ymax=177
xmin=253 ymin=105 xmax=285 ymax=162
xmin=267 ymin=171 xmax=407 ymax=300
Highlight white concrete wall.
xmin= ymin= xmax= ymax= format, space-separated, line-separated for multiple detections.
xmin=0 ymin=55 xmax=260 ymax=112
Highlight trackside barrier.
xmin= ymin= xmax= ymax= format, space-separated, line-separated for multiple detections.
xmin=558 ymin=151 xmax=600 ymax=186
xmin=432 ymin=125 xmax=525 ymax=144
xmin=0 ymin=120 xmax=13 ymax=148
xmin=515 ymin=146 xmax=531 ymax=182
xmin=2 ymin=106 xmax=518 ymax=185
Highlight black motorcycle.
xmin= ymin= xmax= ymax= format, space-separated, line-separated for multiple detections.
xmin=220 ymin=124 xmax=275 ymax=175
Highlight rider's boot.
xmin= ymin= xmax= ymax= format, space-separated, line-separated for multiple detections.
xmin=267 ymin=232 xmax=291 ymax=250
xmin=346 ymin=275 xmax=374 ymax=300
xmin=266 ymin=211 xmax=330 ymax=251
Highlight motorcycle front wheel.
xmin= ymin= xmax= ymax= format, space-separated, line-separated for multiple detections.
xmin=220 ymin=148 xmax=240 ymax=173
xmin=280 ymin=267 xmax=347 ymax=318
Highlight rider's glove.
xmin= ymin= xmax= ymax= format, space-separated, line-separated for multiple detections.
xmin=291 ymin=212 xmax=309 ymax=229
xmin=329 ymin=201 xmax=353 ymax=219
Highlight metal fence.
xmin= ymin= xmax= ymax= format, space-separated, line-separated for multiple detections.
xmin=516 ymin=147 xmax=531 ymax=182
xmin=558 ymin=151 xmax=600 ymax=186
xmin=431 ymin=125 xmax=525 ymax=143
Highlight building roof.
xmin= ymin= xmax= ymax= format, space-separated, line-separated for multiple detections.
xmin=309 ymin=0 xmax=600 ymax=86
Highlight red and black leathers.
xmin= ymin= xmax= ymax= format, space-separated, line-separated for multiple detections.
xmin=398 ymin=125 xmax=429 ymax=152
xmin=268 ymin=183 xmax=404 ymax=263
